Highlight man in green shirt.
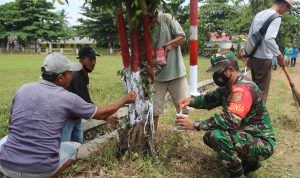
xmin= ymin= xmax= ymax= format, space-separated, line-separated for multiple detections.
xmin=176 ymin=51 xmax=276 ymax=178
xmin=151 ymin=12 xmax=189 ymax=131
xmin=284 ymin=43 xmax=293 ymax=67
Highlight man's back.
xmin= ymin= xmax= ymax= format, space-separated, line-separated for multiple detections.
xmin=0 ymin=80 xmax=96 ymax=174
xmin=67 ymin=70 xmax=92 ymax=103
xmin=237 ymin=77 xmax=275 ymax=140
xmin=249 ymin=9 xmax=282 ymax=59
xmin=292 ymin=48 xmax=299 ymax=58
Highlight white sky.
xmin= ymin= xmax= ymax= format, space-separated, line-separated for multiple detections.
xmin=0 ymin=0 xmax=85 ymax=26
xmin=0 ymin=0 xmax=189 ymax=26
xmin=1 ymin=0 xmax=298 ymax=26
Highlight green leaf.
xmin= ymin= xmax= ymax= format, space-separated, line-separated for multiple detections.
xmin=131 ymin=0 xmax=139 ymax=8
xmin=131 ymin=152 xmax=139 ymax=160
xmin=57 ymin=0 xmax=65 ymax=5
xmin=136 ymin=10 xmax=143 ymax=16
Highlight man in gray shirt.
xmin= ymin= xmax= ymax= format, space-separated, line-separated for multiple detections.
xmin=247 ymin=0 xmax=293 ymax=102
xmin=151 ymin=12 xmax=189 ymax=131
xmin=0 ymin=53 xmax=136 ymax=178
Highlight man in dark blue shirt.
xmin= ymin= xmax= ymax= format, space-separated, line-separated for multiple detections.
xmin=61 ymin=46 xmax=99 ymax=143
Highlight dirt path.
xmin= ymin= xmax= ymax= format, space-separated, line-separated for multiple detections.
xmin=272 ymin=63 xmax=300 ymax=89
xmin=270 ymin=64 xmax=300 ymax=177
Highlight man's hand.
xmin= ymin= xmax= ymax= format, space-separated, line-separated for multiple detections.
xmin=175 ymin=114 xmax=196 ymax=131
xmin=162 ymin=36 xmax=186 ymax=57
xmin=239 ymin=49 xmax=250 ymax=69
xmin=239 ymin=48 xmax=245 ymax=58
xmin=163 ymin=45 xmax=172 ymax=56
xmin=105 ymin=115 xmax=119 ymax=124
xmin=178 ymin=98 xmax=194 ymax=111
xmin=246 ymin=59 xmax=251 ymax=68
xmin=277 ymin=54 xmax=285 ymax=68
xmin=123 ymin=91 xmax=137 ymax=104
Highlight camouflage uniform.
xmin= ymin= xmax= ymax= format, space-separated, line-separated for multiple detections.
xmin=190 ymin=74 xmax=276 ymax=174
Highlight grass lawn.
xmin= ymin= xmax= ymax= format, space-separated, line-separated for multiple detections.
xmin=0 ymin=54 xmax=299 ymax=177
xmin=0 ymin=54 xmax=212 ymax=136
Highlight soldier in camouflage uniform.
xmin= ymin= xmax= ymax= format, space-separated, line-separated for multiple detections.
xmin=176 ymin=51 xmax=276 ymax=178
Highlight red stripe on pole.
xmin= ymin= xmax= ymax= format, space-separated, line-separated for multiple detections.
xmin=190 ymin=40 xmax=198 ymax=66
xmin=190 ymin=0 xmax=198 ymax=25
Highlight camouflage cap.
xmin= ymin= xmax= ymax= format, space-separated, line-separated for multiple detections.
xmin=207 ymin=51 xmax=237 ymax=73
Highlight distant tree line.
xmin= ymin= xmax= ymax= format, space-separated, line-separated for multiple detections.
xmin=76 ymin=0 xmax=300 ymax=49
xmin=0 ymin=0 xmax=75 ymax=48
xmin=1 ymin=0 xmax=299 ymax=50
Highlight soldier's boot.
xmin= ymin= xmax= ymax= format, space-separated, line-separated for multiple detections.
xmin=243 ymin=161 xmax=262 ymax=176
xmin=228 ymin=165 xmax=245 ymax=178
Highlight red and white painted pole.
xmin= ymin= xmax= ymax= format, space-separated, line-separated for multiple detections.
xmin=189 ymin=0 xmax=199 ymax=96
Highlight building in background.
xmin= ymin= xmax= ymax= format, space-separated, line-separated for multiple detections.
xmin=40 ymin=37 xmax=97 ymax=54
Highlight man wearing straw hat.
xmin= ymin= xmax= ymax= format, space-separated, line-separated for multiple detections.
xmin=246 ymin=0 xmax=293 ymax=103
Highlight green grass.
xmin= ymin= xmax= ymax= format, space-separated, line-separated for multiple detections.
xmin=0 ymin=54 xmax=212 ymax=136
xmin=1 ymin=54 xmax=299 ymax=177
xmin=64 ymin=62 xmax=300 ymax=178
xmin=0 ymin=54 xmax=126 ymax=136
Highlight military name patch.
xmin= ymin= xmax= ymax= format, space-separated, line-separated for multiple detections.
xmin=228 ymin=103 xmax=245 ymax=113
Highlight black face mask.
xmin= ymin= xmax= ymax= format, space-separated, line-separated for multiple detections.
xmin=213 ymin=69 xmax=231 ymax=87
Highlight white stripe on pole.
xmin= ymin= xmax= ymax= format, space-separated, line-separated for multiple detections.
xmin=190 ymin=26 xmax=198 ymax=40
xmin=190 ymin=65 xmax=199 ymax=96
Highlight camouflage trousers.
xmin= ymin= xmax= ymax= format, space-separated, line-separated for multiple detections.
xmin=203 ymin=129 xmax=275 ymax=170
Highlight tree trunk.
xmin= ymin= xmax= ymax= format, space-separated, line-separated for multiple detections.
xmin=116 ymin=0 xmax=130 ymax=69
xmin=140 ymin=0 xmax=154 ymax=82
xmin=115 ymin=0 xmax=155 ymax=159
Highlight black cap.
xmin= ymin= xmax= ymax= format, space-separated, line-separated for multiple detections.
xmin=77 ymin=46 xmax=100 ymax=59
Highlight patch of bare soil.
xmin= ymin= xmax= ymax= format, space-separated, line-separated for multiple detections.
xmin=271 ymin=64 xmax=300 ymax=177
xmin=273 ymin=114 xmax=299 ymax=131
xmin=274 ymin=130 xmax=300 ymax=177
xmin=272 ymin=63 xmax=300 ymax=91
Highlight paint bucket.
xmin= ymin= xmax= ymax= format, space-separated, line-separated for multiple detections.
xmin=154 ymin=48 xmax=167 ymax=66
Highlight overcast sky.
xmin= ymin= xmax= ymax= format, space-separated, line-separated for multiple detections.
xmin=0 ymin=0 xmax=190 ymax=25
xmin=0 ymin=0 xmax=85 ymax=26
xmin=1 ymin=0 xmax=298 ymax=26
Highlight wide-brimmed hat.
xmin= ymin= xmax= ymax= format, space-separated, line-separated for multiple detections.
xmin=284 ymin=0 xmax=294 ymax=9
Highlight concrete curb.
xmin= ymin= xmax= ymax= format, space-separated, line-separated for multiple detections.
xmin=78 ymin=130 xmax=117 ymax=159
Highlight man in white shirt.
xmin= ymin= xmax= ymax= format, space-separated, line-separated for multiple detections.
xmin=247 ymin=0 xmax=293 ymax=102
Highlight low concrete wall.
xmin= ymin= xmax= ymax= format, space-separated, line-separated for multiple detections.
xmin=78 ymin=79 xmax=216 ymax=159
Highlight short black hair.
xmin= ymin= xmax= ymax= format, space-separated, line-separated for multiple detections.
xmin=41 ymin=67 xmax=59 ymax=83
